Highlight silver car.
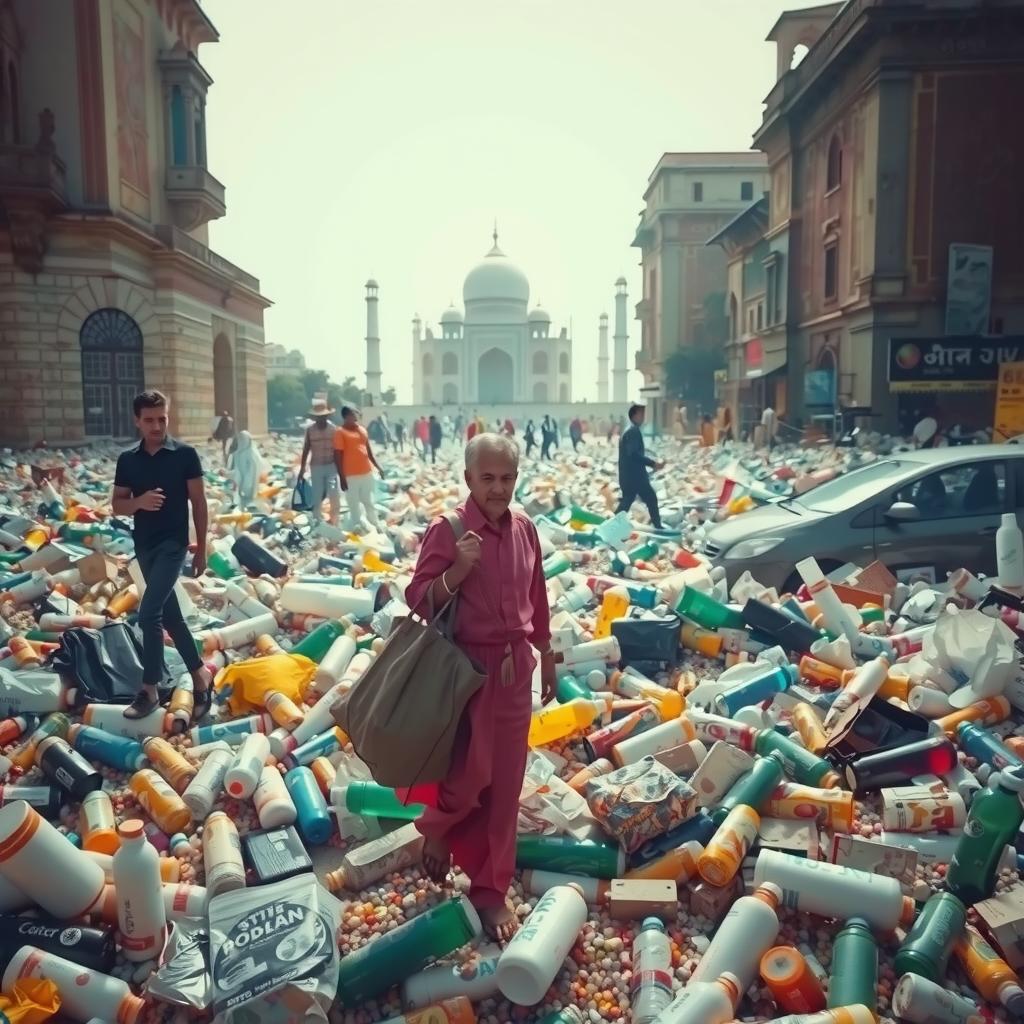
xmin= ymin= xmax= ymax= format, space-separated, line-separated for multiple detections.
xmin=703 ymin=445 xmax=1024 ymax=593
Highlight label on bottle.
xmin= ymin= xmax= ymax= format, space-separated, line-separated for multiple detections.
xmin=629 ymin=967 xmax=673 ymax=995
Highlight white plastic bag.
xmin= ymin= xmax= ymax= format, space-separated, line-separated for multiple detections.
xmin=926 ymin=607 xmax=1017 ymax=709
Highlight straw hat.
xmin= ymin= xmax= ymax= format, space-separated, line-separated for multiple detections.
xmin=309 ymin=393 xmax=335 ymax=417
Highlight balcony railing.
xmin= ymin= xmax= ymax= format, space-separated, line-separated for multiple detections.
xmin=164 ymin=164 xmax=226 ymax=230
xmin=153 ymin=223 xmax=261 ymax=292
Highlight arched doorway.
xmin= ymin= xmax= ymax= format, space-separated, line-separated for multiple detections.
xmin=213 ymin=334 xmax=235 ymax=418
xmin=478 ymin=347 xmax=514 ymax=403
xmin=80 ymin=308 xmax=144 ymax=437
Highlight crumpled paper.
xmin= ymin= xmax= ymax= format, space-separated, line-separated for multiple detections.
xmin=517 ymin=751 xmax=601 ymax=842
xmin=925 ymin=607 xmax=1017 ymax=709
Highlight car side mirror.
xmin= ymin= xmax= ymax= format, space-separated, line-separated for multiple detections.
xmin=884 ymin=501 xmax=920 ymax=523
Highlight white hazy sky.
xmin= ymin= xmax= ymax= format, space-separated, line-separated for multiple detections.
xmin=202 ymin=0 xmax=813 ymax=404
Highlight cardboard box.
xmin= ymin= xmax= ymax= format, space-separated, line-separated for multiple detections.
xmin=608 ymin=878 xmax=677 ymax=921
xmin=689 ymin=877 xmax=743 ymax=924
xmin=688 ymin=741 xmax=754 ymax=808
xmin=976 ymin=886 xmax=1024 ymax=970
xmin=759 ymin=818 xmax=819 ymax=859
xmin=827 ymin=834 xmax=918 ymax=892
xmin=653 ymin=740 xmax=706 ymax=777
xmin=850 ymin=561 xmax=898 ymax=599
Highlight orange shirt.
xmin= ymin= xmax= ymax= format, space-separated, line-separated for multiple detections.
xmin=333 ymin=424 xmax=373 ymax=476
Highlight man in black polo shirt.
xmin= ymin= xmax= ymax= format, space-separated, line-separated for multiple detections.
xmin=112 ymin=390 xmax=213 ymax=719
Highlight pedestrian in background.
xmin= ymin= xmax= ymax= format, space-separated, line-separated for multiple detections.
xmin=701 ymin=413 xmax=716 ymax=447
xmin=524 ymin=419 xmax=536 ymax=458
xmin=299 ymin=395 xmax=340 ymax=525
xmin=211 ymin=409 xmax=234 ymax=463
xmin=540 ymin=415 xmax=554 ymax=460
xmin=334 ymin=405 xmax=384 ymax=532
xmin=569 ymin=416 xmax=583 ymax=452
xmin=429 ymin=414 xmax=442 ymax=464
xmin=616 ymin=403 xmax=664 ymax=529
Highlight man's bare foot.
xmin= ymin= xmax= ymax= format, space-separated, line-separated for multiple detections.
xmin=479 ymin=902 xmax=519 ymax=942
xmin=421 ymin=837 xmax=451 ymax=883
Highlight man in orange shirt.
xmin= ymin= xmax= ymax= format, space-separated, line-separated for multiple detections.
xmin=333 ymin=406 xmax=384 ymax=532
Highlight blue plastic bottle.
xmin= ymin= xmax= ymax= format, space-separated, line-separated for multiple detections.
xmin=714 ymin=664 xmax=798 ymax=717
xmin=285 ymin=765 xmax=334 ymax=844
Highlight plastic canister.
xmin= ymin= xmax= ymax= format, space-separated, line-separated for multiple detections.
xmin=760 ymin=945 xmax=827 ymax=1014
xmin=141 ymin=736 xmax=197 ymax=794
xmin=112 ymin=818 xmax=167 ymax=962
xmin=128 ymin=769 xmax=191 ymax=835
xmin=0 ymin=912 xmax=114 ymax=973
xmin=35 ymin=735 xmax=102 ymax=799
xmin=203 ymin=811 xmax=246 ymax=898
xmin=497 ymin=884 xmax=587 ymax=1005
xmin=285 ymin=766 xmax=334 ymax=844
xmin=79 ymin=790 xmax=119 ymax=855
xmin=181 ymin=746 xmax=233 ymax=821
xmin=402 ymin=945 xmax=503 ymax=1009
xmin=224 ymin=732 xmax=271 ymax=799
xmin=253 ymin=766 xmax=297 ymax=829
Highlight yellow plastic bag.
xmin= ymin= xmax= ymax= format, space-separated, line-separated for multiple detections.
xmin=0 ymin=978 xmax=61 ymax=1023
xmin=214 ymin=653 xmax=316 ymax=715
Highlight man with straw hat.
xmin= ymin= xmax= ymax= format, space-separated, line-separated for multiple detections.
xmin=299 ymin=394 xmax=340 ymax=525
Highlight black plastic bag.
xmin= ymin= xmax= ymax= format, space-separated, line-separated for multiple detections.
xmin=612 ymin=614 xmax=682 ymax=668
xmin=291 ymin=478 xmax=313 ymax=512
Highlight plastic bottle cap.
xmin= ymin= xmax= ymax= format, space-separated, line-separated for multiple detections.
xmin=118 ymin=819 xmax=145 ymax=839
xmin=1001 ymin=982 xmax=1024 ymax=1015
xmin=1000 ymin=768 xmax=1024 ymax=793
xmin=900 ymin=895 xmax=916 ymax=926
xmin=845 ymin=917 xmax=871 ymax=930
xmin=641 ymin=916 xmax=666 ymax=932
xmin=755 ymin=881 xmax=783 ymax=908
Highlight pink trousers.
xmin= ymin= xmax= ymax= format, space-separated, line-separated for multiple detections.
xmin=415 ymin=639 xmax=534 ymax=909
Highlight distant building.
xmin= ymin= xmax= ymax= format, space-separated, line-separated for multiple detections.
xmin=755 ymin=0 xmax=1024 ymax=430
xmin=631 ymin=153 xmax=769 ymax=408
xmin=265 ymin=344 xmax=307 ymax=379
xmin=0 ymin=0 xmax=269 ymax=445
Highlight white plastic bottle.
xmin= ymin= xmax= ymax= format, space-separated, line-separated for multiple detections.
xmin=657 ymin=972 xmax=740 ymax=1024
xmin=312 ymin=634 xmax=357 ymax=695
xmin=325 ymin=820 xmax=425 ymax=892
xmin=998 ymin=513 xmax=1024 ymax=592
xmin=203 ymin=811 xmax=246 ymax=898
xmin=198 ymin=610 xmax=279 ymax=653
xmin=223 ymin=581 xmax=268 ymax=619
xmin=164 ymin=881 xmax=208 ymax=922
xmin=753 ymin=850 xmax=915 ymax=932
xmin=253 ymin=765 xmax=297 ymax=828
xmin=561 ymin=636 xmax=621 ymax=667
xmin=632 ymin=916 xmax=673 ymax=1024
xmin=688 ymin=882 xmax=781 ymax=991
xmin=181 ymin=746 xmax=233 ymax=821
xmin=824 ymin=656 xmax=890 ymax=730
xmin=112 ymin=818 xmax=167 ymax=963
xmin=402 ymin=944 xmax=504 ymax=1008
xmin=224 ymin=732 xmax=270 ymax=799
xmin=3 ymin=946 xmax=145 ymax=1023
xmin=82 ymin=702 xmax=168 ymax=740
xmin=796 ymin=557 xmax=860 ymax=639
xmin=497 ymin=884 xmax=588 ymax=1005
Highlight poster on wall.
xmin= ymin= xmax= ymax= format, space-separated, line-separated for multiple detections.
xmin=994 ymin=361 xmax=1024 ymax=443
xmin=804 ymin=369 xmax=835 ymax=406
xmin=945 ymin=244 xmax=994 ymax=336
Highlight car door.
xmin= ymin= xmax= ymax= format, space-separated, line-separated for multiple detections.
xmin=872 ymin=459 xmax=1007 ymax=581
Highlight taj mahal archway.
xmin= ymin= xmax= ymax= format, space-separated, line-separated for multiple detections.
xmin=478 ymin=347 xmax=514 ymax=404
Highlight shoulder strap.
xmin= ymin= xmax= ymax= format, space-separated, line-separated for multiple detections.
xmin=442 ymin=509 xmax=466 ymax=541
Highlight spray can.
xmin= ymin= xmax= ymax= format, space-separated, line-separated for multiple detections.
xmin=760 ymin=945 xmax=827 ymax=1014
xmin=68 ymin=724 xmax=145 ymax=773
xmin=828 ymin=918 xmax=878 ymax=1010
xmin=112 ymin=818 xmax=167 ymax=962
xmin=253 ymin=765 xmax=297 ymax=829
xmin=128 ymin=769 xmax=191 ymax=835
xmin=181 ymin=746 xmax=232 ymax=821
xmin=35 ymin=735 xmax=102 ymax=799
xmin=632 ymin=916 xmax=673 ymax=1024
xmin=203 ymin=810 xmax=246 ymax=898
xmin=891 ymin=973 xmax=984 ymax=1024
xmin=224 ymin=732 xmax=271 ymax=799
xmin=188 ymin=712 xmax=274 ymax=747
xmin=79 ymin=790 xmax=119 ymax=855
xmin=285 ymin=765 xmax=333 ymax=844
xmin=0 ymin=911 xmax=113 ymax=973
xmin=141 ymin=736 xmax=197 ymax=794
xmin=697 ymin=805 xmax=760 ymax=886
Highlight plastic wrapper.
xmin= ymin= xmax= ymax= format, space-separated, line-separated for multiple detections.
xmin=925 ymin=607 xmax=1016 ymax=709
xmin=584 ymin=755 xmax=697 ymax=853
xmin=208 ymin=872 xmax=343 ymax=1024
xmin=518 ymin=751 xmax=601 ymax=841
xmin=147 ymin=917 xmax=211 ymax=1011
xmin=0 ymin=979 xmax=60 ymax=1023
xmin=371 ymin=597 xmax=410 ymax=639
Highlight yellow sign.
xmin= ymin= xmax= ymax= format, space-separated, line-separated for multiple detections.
xmin=890 ymin=380 xmax=996 ymax=393
xmin=994 ymin=361 xmax=1024 ymax=442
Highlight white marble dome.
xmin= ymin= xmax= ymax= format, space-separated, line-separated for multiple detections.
xmin=440 ymin=305 xmax=464 ymax=323
xmin=528 ymin=305 xmax=551 ymax=323
xmin=463 ymin=238 xmax=530 ymax=306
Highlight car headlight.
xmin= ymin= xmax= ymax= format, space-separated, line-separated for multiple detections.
xmin=724 ymin=536 xmax=786 ymax=559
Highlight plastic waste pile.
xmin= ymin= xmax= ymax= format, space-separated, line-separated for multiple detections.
xmin=0 ymin=434 xmax=1024 ymax=1024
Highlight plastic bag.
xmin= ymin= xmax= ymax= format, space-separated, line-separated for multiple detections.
xmin=611 ymin=614 xmax=681 ymax=668
xmin=147 ymin=918 xmax=211 ymax=1010
xmin=518 ymin=751 xmax=601 ymax=841
xmin=214 ymin=653 xmax=316 ymax=715
xmin=585 ymin=755 xmax=697 ymax=853
xmin=0 ymin=978 xmax=60 ymax=1023
xmin=926 ymin=607 xmax=1017 ymax=709
xmin=208 ymin=873 xmax=343 ymax=1024
xmin=291 ymin=478 xmax=313 ymax=512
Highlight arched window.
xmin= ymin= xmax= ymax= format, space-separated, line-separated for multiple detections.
xmin=791 ymin=43 xmax=809 ymax=69
xmin=442 ymin=382 xmax=458 ymax=404
xmin=7 ymin=61 xmax=18 ymax=143
xmin=826 ymin=135 xmax=842 ymax=191
xmin=532 ymin=351 xmax=548 ymax=375
xmin=558 ymin=352 xmax=569 ymax=374
xmin=80 ymin=309 xmax=145 ymax=438
xmin=533 ymin=381 xmax=548 ymax=401
xmin=441 ymin=352 xmax=458 ymax=375
xmin=422 ymin=353 xmax=434 ymax=376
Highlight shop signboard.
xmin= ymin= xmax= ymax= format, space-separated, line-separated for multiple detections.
xmin=994 ymin=361 xmax=1024 ymax=443
xmin=888 ymin=336 xmax=1024 ymax=392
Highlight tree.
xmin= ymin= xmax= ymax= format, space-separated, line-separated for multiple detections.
xmin=381 ymin=386 xmax=397 ymax=405
xmin=300 ymin=369 xmax=330 ymax=401
xmin=663 ymin=344 xmax=725 ymax=416
xmin=266 ymin=375 xmax=308 ymax=429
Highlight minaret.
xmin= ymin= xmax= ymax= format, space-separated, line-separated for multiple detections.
xmin=411 ymin=314 xmax=422 ymax=403
xmin=613 ymin=276 xmax=629 ymax=403
xmin=365 ymin=279 xmax=381 ymax=403
xmin=597 ymin=313 xmax=609 ymax=403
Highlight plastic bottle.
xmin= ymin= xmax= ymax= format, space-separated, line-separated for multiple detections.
xmin=285 ymin=765 xmax=334 ymax=844
xmin=611 ymin=668 xmax=684 ymax=720
xmin=763 ymin=783 xmax=855 ymax=834
xmin=111 ymin=818 xmax=167 ymax=962
xmin=200 ymin=610 xmax=279 ymax=653
xmin=956 ymin=721 xmax=1024 ymax=771
xmin=0 ymin=800 xmax=106 ymax=918
xmin=253 ymin=765 xmax=297 ymax=828
xmin=181 ymin=746 xmax=233 ymax=821
xmin=791 ymin=702 xmax=830 ymax=755
xmin=843 ymin=734 xmax=958 ymax=792
xmin=593 ymin=587 xmax=631 ymax=642
xmin=343 ymin=781 xmax=426 ymax=821
xmin=997 ymin=512 xmax=1024 ymax=591
xmin=289 ymin=618 xmax=347 ymax=663
xmin=891 ymin=974 xmax=984 ymax=1024
xmin=189 ymin=712 xmax=275 ymax=747
xmin=224 ymin=732 xmax=271 ymax=799
xmin=631 ymin=917 xmax=673 ymax=1024
xmin=327 ymin=821 xmax=426 ymax=893
xmin=698 ymin=805 xmax=760 ymax=886
xmin=0 ymin=783 xmax=62 ymax=820
xmin=675 ymin=587 xmax=745 ymax=630
xmin=823 ymin=656 xmax=890 ymax=729
xmin=567 ymin=758 xmax=614 ymax=793
xmin=9 ymin=713 xmax=69 ymax=771
xmin=377 ymin=998 xmax=477 ymax=1024
xmin=796 ymin=558 xmax=860 ymax=639
xmin=760 ymin=946 xmax=827 ymax=1014
xmin=79 ymin=790 xmax=119 ymax=855
xmin=953 ymin=923 xmax=1024 ymax=1016
xmin=712 ymin=751 xmax=786 ymax=824
xmin=203 ymin=810 xmax=245 ymax=898
xmin=689 ymin=882 xmax=781 ymax=990
xmin=286 ymin=683 xmax=348 ymax=750
xmin=520 ymin=870 xmax=609 ymax=903
xmin=280 ymin=581 xmax=374 ymax=621
xmin=528 ymin=698 xmax=607 ymax=748
xmin=497 ymin=884 xmax=587 ymax=1005
xmin=936 ymin=695 xmax=1011 ymax=736
xmin=611 ymin=714 xmax=696 ymax=767
xmin=35 ymin=735 xmax=102 ymax=799
xmin=515 ymin=834 xmax=625 ymax=878
xmin=141 ymin=736 xmax=197 ymax=794
xmin=828 ymin=918 xmax=877 ymax=1010
xmin=753 ymin=851 xmax=915 ymax=932
xmin=560 ymin=636 xmax=621 ymax=667
xmin=402 ymin=947 xmax=502 ymax=1009
xmin=82 ymin=702 xmax=167 ymax=741
xmin=894 ymin=890 xmax=966 ymax=982
xmin=948 ymin=766 xmax=1024 ymax=903
xmin=336 ymin=895 xmax=482 ymax=1005
xmin=754 ymin=731 xmax=841 ymax=788
xmin=129 ymin=768 xmax=191 ymax=835
xmin=283 ymin=725 xmax=348 ymax=768
xmin=0 ymin=715 xmax=33 ymax=748
xmin=584 ymin=705 xmax=661 ymax=762
xmin=165 ymin=682 xmax=194 ymax=736
xmin=0 ymin=672 xmax=67 ymax=716
xmin=714 ymin=664 xmax=796 ymax=717
xmin=312 ymin=634 xmax=357 ymax=695
xmin=3 ymin=946 xmax=145 ymax=1023
xmin=656 ymin=973 xmax=740 ymax=1024
xmin=0 ymin=911 xmax=114 ymax=973
xmin=758 ymin=1011 xmax=878 ymax=1024
xmin=264 ymin=689 xmax=305 ymax=729
xmin=624 ymin=840 xmax=703 ymax=884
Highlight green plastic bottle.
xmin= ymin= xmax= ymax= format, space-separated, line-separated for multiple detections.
xmin=543 ymin=552 xmax=572 ymax=579
xmin=556 ymin=673 xmax=591 ymax=703
xmin=570 ymin=506 xmax=606 ymax=527
xmin=894 ymin=891 xmax=967 ymax=982
xmin=828 ymin=918 xmax=877 ymax=1010
xmin=711 ymin=751 xmax=786 ymax=825
xmin=947 ymin=767 xmax=1024 ymax=905
xmin=515 ymin=834 xmax=625 ymax=879
xmin=336 ymin=895 xmax=480 ymax=1004
xmin=290 ymin=619 xmax=348 ymax=663
xmin=344 ymin=781 xmax=425 ymax=821
xmin=754 ymin=730 xmax=841 ymax=788
xmin=674 ymin=588 xmax=745 ymax=630
xmin=207 ymin=550 xmax=240 ymax=580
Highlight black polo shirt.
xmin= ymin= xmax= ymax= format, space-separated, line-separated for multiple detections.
xmin=114 ymin=437 xmax=203 ymax=550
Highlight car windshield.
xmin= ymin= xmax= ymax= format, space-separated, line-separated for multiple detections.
xmin=797 ymin=460 xmax=914 ymax=512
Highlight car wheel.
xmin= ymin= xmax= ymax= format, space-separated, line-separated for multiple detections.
xmin=782 ymin=559 xmax=842 ymax=597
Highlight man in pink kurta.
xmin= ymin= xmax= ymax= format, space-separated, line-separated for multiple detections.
xmin=405 ymin=433 xmax=555 ymax=940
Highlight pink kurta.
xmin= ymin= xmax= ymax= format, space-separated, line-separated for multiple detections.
xmin=405 ymin=496 xmax=551 ymax=908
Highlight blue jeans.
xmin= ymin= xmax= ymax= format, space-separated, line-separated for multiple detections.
xmin=136 ymin=539 xmax=203 ymax=687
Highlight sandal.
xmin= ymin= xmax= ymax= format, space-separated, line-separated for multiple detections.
xmin=192 ymin=685 xmax=213 ymax=723
xmin=124 ymin=689 xmax=161 ymax=719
